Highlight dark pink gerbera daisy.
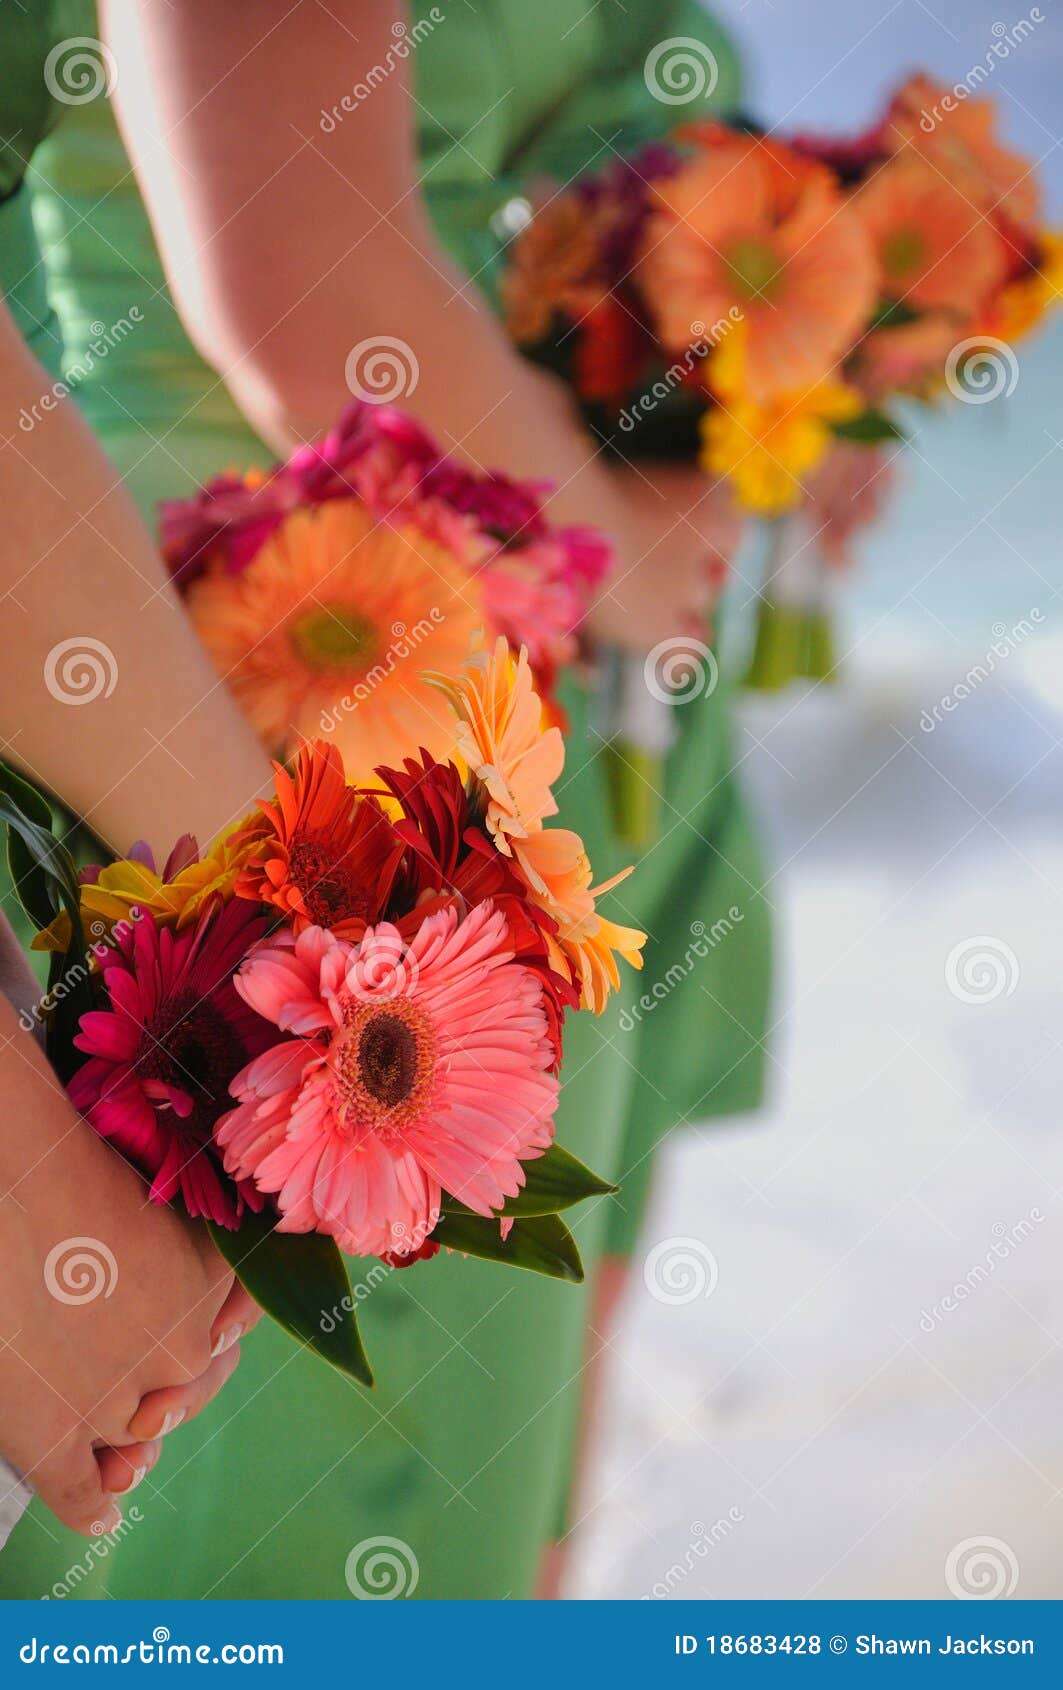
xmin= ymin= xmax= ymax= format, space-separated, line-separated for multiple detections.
xmin=69 ymin=898 xmax=278 ymax=1227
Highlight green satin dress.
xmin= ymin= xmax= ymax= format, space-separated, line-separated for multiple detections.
xmin=0 ymin=0 xmax=769 ymax=1599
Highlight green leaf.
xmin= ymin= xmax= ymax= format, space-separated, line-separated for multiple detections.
xmin=432 ymin=1210 xmax=584 ymax=1283
xmin=831 ymin=408 xmax=906 ymax=444
xmin=208 ymin=1211 xmax=374 ymax=1386
xmin=868 ymin=297 xmax=920 ymax=331
xmin=446 ymin=1142 xmax=617 ymax=1219
xmin=0 ymin=762 xmax=83 ymax=940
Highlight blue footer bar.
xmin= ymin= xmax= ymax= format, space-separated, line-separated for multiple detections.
xmin=1 ymin=1600 xmax=1061 ymax=1681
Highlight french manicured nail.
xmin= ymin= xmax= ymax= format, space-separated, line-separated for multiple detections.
xmin=160 ymin=1408 xmax=186 ymax=1436
xmin=211 ymin=1325 xmax=242 ymax=1358
xmin=114 ymin=1464 xmax=146 ymax=1495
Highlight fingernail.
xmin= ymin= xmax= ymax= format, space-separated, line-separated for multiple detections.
xmin=211 ymin=1324 xmax=242 ymax=1358
xmin=160 ymin=1408 xmax=186 ymax=1436
xmin=114 ymin=1464 xmax=146 ymax=1495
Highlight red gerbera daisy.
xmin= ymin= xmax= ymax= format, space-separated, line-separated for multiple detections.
xmin=236 ymin=740 xmax=404 ymax=940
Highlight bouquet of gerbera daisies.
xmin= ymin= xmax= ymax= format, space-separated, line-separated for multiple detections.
xmin=0 ymin=640 xmax=643 ymax=1383
xmin=502 ymin=80 xmax=1060 ymax=692
xmin=158 ymin=400 xmax=612 ymax=779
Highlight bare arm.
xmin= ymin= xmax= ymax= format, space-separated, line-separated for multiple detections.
xmin=102 ymin=0 xmax=719 ymax=648
xmin=0 ymin=299 xmax=271 ymax=852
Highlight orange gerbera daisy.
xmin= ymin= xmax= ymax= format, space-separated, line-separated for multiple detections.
xmin=502 ymin=191 xmax=607 ymax=344
xmin=235 ymin=739 xmax=404 ymax=940
xmin=186 ymin=498 xmax=482 ymax=783
xmin=431 ymin=637 xmax=564 ymax=852
xmin=513 ymin=830 xmax=645 ymax=1015
xmin=884 ymin=74 xmax=1040 ymax=235
xmin=853 ymin=156 xmax=1006 ymax=317
xmin=639 ymin=136 xmax=877 ymax=403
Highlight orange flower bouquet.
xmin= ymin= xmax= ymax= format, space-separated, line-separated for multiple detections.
xmin=502 ymin=84 xmax=1060 ymax=691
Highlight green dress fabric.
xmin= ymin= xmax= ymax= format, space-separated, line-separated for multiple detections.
xmin=0 ymin=0 xmax=770 ymax=1598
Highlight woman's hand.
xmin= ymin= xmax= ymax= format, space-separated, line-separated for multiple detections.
xmin=0 ymin=996 xmax=259 ymax=1536
xmin=586 ymin=464 xmax=745 ymax=651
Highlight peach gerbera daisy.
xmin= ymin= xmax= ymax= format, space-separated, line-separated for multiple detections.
xmin=513 ymin=830 xmax=645 ymax=1015
xmin=639 ymin=138 xmax=877 ymax=403
xmin=431 ymin=637 xmax=564 ymax=852
xmin=235 ymin=739 xmax=403 ymax=941
xmin=215 ymin=906 xmax=560 ymax=1258
xmin=853 ymin=156 xmax=1006 ymax=317
xmin=884 ymin=74 xmax=1040 ymax=235
xmin=186 ymin=498 xmax=482 ymax=783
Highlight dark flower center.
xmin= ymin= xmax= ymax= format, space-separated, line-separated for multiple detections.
xmin=288 ymin=837 xmax=368 ymax=929
xmin=140 ymin=992 xmax=244 ymax=1137
xmin=356 ymin=1013 xmax=420 ymax=1108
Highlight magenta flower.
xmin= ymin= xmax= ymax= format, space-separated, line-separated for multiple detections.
xmin=69 ymin=899 xmax=278 ymax=1227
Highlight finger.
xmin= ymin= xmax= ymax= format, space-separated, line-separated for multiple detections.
xmin=96 ymin=1439 xmax=162 ymax=1497
xmin=126 ymin=1343 xmax=241 ymax=1443
xmin=209 ymin=1279 xmax=261 ymax=1359
xmin=34 ymin=1439 xmax=122 ymax=1538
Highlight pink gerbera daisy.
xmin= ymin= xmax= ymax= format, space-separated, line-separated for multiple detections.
xmin=215 ymin=905 xmax=560 ymax=1259
xmin=70 ymin=899 xmax=278 ymax=1227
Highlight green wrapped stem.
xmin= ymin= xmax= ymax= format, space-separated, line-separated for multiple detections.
xmin=797 ymin=607 xmax=840 ymax=684
xmin=602 ymin=740 xmax=664 ymax=849
xmin=742 ymin=599 xmax=806 ymax=692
